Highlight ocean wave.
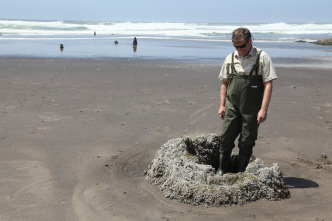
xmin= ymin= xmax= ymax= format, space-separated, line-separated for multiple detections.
xmin=0 ymin=20 xmax=331 ymax=39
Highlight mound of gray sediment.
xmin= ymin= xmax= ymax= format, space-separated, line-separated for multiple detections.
xmin=314 ymin=38 xmax=332 ymax=45
xmin=146 ymin=134 xmax=290 ymax=206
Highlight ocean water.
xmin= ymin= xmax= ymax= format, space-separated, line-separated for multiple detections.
xmin=1 ymin=19 xmax=332 ymax=64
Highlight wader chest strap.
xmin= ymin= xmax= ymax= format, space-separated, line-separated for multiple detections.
xmin=231 ymin=52 xmax=237 ymax=74
xmin=249 ymin=50 xmax=262 ymax=76
xmin=231 ymin=50 xmax=262 ymax=75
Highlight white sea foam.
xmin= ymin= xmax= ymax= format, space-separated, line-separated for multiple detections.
xmin=1 ymin=19 xmax=331 ymax=60
xmin=1 ymin=20 xmax=331 ymax=39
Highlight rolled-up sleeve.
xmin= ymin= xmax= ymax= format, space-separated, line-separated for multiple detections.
xmin=218 ymin=55 xmax=231 ymax=81
xmin=261 ymin=53 xmax=278 ymax=82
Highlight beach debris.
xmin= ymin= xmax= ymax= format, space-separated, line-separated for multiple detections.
xmin=146 ymin=134 xmax=290 ymax=206
xmin=60 ymin=44 xmax=64 ymax=51
xmin=133 ymin=37 xmax=138 ymax=47
xmin=114 ymin=40 xmax=118 ymax=44
xmin=133 ymin=37 xmax=138 ymax=53
xmin=314 ymin=38 xmax=332 ymax=46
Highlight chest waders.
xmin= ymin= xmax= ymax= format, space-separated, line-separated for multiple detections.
xmin=216 ymin=51 xmax=264 ymax=176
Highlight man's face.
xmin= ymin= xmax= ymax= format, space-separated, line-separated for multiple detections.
xmin=233 ymin=38 xmax=252 ymax=57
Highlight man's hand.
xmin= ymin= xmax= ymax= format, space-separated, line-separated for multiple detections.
xmin=218 ymin=106 xmax=226 ymax=120
xmin=219 ymin=81 xmax=228 ymax=120
xmin=257 ymin=109 xmax=267 ymax=124
xmin=257 ymin=81 xmax=273 ymax=124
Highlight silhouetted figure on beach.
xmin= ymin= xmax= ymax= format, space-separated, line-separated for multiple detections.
xmin=133 ymin=37 xmax=138 ymax=53
xmin=133 ymin=37 xmax=138 ymax=47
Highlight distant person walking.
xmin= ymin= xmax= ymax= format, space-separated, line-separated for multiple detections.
xmin=216 ymin=28 xmax=278 ymax=176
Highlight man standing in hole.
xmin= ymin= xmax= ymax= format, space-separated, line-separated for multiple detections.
xmin=216 ymin=28 xmax=278 ymax=176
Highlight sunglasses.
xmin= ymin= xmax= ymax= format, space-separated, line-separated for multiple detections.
xmin=233 ymin=39 xmax=250 ymax=49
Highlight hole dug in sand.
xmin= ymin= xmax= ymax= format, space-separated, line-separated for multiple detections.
xmin=146 ymin=134 xmax=290 ymax=206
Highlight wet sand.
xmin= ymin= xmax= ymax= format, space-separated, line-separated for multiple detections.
xmin=0 ymin=57 xmax=331 ymax=220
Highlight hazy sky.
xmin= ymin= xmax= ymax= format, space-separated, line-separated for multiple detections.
xmin=1 ymin=0 xmax=331 ymax=23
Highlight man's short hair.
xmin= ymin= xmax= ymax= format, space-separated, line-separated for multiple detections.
xmin=232 ymin=28 xmax=252 ymax=43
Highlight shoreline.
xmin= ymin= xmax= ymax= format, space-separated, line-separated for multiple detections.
xmin=1 ymin=55 xmax=332 ymax=70
xmin=0 ymin=57 xmax=331 ymax=220
xmin=1 ymin=35 xmax=332 ymax=61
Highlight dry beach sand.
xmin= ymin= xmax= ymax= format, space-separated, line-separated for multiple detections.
xmin=0 ymin=57 xmax=331 ymax=220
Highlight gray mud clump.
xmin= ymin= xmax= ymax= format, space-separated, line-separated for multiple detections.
xmin=146 ymin=134 xmax=290 ymax=206
xmin=314 ymin=38 xmax=332 ymax=45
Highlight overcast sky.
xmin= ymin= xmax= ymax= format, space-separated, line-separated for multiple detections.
xmin=1 ymin=0 xmax=331 ymax=23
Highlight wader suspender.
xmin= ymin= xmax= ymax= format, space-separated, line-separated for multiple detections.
xmin=231 ymin=50 xmax=262 ymax=75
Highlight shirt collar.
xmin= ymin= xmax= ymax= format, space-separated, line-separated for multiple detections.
xmin=234 ymin=46 xmax=257 ymax=59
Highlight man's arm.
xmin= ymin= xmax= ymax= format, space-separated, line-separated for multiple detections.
xmin=257 ymin=80 xmax=273 ymax=124
xmin=218 ymin=81 xmax=228 ymax=120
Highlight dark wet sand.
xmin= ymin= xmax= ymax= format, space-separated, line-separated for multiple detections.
xmin=0 ymin=57 xmax=331 ymax=220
